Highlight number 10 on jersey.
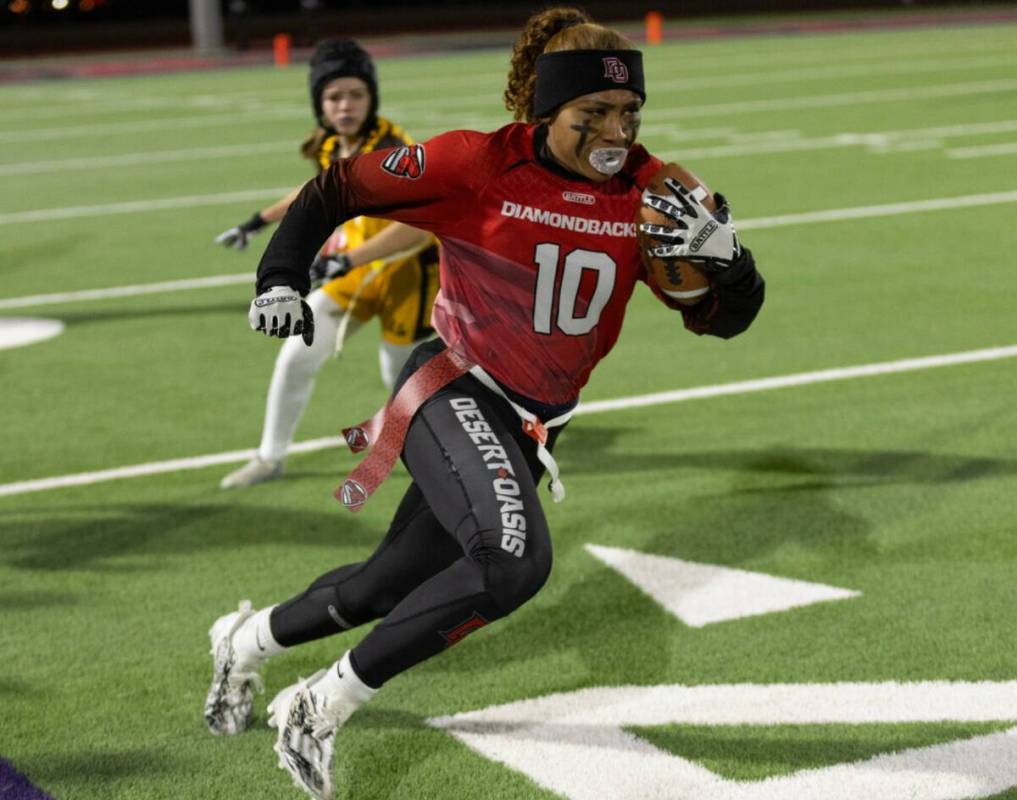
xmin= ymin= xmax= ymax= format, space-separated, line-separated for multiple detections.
xmin=532 ymin=243 xmax=617 ymax=336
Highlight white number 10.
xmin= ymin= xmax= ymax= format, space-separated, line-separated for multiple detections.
xmin=532 ymin=243 xmax=617 ymax=336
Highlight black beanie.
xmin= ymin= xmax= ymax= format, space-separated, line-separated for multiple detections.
xmin=308 ymin=39 xmax=379 ymax=132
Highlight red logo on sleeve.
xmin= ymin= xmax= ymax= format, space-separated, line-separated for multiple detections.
xmin=381 ymin=144 xmax=426 ymax=179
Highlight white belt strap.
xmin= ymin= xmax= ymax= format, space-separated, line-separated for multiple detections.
xmin=468 ymin=365 xmax=573 ymax=503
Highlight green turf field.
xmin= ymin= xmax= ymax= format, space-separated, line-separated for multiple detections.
xmin=2 ymin=14 xmax=1017 ymax=800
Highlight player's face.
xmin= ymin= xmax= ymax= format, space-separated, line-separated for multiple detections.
xmin=545 ymin=89 xmax=642 ymax=182
xmin=320 ymin=77 xmax=372 ymax=138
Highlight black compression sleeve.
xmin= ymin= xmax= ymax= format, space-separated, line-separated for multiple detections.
xmin=681 ymin=247 xmax=765 ymax=339
xmin=255 ymin=162 xmax=354 ymax=296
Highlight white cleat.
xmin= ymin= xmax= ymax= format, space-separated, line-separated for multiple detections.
xmin=204 ymin=600 xmax=265 ymax=735
xmin=220 ymin=457 xmax=284 ymax=489
xmin=267 ymin=671 xmax=357 ymax=800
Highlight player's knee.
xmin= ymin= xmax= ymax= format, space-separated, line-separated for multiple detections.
xmin=470 ymin=532 xmax=552 ymax=616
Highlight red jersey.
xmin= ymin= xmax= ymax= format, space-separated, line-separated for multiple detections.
xmin=343 ymin=123 xmax=665 ymax=405
xmin=258 ymin=123 xmax=763 ymax=406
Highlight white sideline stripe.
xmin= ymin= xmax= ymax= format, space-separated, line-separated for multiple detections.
xmin=4 ymin=183 xmax=1017 ymax=236
xmin=0 ymin=187 xmax=292 ymax=225
xmin=574 ymin=345 xmax=1017 ymax=416
xmin=5 ymin=37 xmax=1012 ymax=108
xmin=0 ymin=70 xmax=510 ymax=117
xmin=6 ymin=77 xmax=1017 ymax=143
xmin=6 ymin=51 xmax=1012 ymax=122
xmin=12 ymin=117 xmax=1016 ymax=179
xmin=948 ymin=141 xmax=1017 ymax=158
xmin=0 ymin=71 xmax=510 ymax=121
xmin=2 ymin=344 xmax=1016 ymax=499
xmin=735 ymin=190 xmax=1017 ymax=231
xmin=0 ymin=105 xmax=308 ymax=143
xmin=657 ymin=120 xmax=1017 ymax=161
xmin=630 ymin=78 xmax=1017 ymax=121
xmin=0 ymin=437 xmax=344 ymax=499
xmin=649 ymin=53 xmax=1017 ymax=92
xmin=4 ymin=188 xmax=1017 ymax=305
xmin=400 ymin=77 xmax=1017 ymax=131
xmin=0 ymin=141 xmax=293 ymax=177
xmin=0 ymin=274 xmax=253 ymax=310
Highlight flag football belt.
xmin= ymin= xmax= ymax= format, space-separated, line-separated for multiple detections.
xmin=335 ymin=348 xmax=572 ymax=511
xmin=465 ymin=365 xmax=571 ymax=503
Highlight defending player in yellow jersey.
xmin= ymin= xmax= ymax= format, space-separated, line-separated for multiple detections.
xmin=215 ymin=38 xmax=439 ymax=488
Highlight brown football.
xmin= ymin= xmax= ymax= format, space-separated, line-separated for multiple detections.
xmin=637 ymin=163 xmax=714 ymax=306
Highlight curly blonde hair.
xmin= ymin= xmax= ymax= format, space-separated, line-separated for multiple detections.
xmin=504 ymin=7 xmax=634 ymax=122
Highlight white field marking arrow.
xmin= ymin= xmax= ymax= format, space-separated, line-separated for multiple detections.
xmin=0 ymin=317 xmax=65 ymax=350
xmin=428 ymin=681 xmax=1017 ymax=800
xmin=585 ymin=544 xmax=860 ymax=627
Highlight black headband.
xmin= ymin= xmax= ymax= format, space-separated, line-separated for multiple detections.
xmin=533 ymin=49 xmax=645 ymax=119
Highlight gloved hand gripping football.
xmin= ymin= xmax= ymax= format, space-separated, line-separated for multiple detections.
xmin=640 ymin=180 xmax=741 ymax=275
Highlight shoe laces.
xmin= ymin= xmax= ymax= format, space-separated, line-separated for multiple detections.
xmin=303 ymin=684 xmax=350 ymax=741
xmin=229 ymin=665 xmax=265 ymax=695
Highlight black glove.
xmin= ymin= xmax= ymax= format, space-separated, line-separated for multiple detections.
xmin=215 ymin=212 xmax=268 ymax=251
xmin=309 ymin=252 xmax=353 ymax=283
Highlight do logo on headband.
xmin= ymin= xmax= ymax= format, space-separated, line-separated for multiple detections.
xmin=602 ymin=56 xmax=629 ymax=84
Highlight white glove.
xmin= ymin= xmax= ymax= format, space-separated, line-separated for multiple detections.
xmin=248 ymin=286 xmax=315 ymax=345
xmin=641 ymin=182 xmax=741 ymax=273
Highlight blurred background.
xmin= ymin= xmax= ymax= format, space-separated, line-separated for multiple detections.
xmin=3 ymin=0 xmax=1017 ymax=60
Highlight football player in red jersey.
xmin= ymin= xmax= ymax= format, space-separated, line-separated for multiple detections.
xmin=205 ymin=9 xmax=764 ymax=798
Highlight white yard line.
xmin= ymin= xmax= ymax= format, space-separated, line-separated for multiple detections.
xmin=0 ymin=274 xmax=253 ymax=310
xmin=658 ymin=120 xmax=1017 ymax=161
xmin=9 ymin=118 xmax=1017 ymax=178
xmin=947 ymin=141 xmax=1017 ymax=158
xmin=574 ymin=345 xmax=1017 ymax=416
xmin=649 ymin=53 xmax=1017 ymax=92
xmin=735 ymin=190 xmax=1017 ymax=230
xmin=0 ymin=436 xmax=345 ymax=499
xmin=5 ymin=184 xmax=1017 ymax=235
xmin=6 ymin=77 xmax=1017 ymax=144
xmin=0 ymin=141 xmax=293 ymax=177
xmin=2 ymin=344 xmax=1015 ymax=498
xmin=0 ymin=106 xmax=307 ymax=143
xmin=4 ymin=188 xmax=1017 ymax=304
xmin=639 ymin=78 xmax=1017 ymax=121
xmin=396 ymin=78 xmax=1017 ymax=132
xmin=0 ymin=187 xmax=291 ymax=225
xmin=4 ymin=37 xmax=1012 ymax=112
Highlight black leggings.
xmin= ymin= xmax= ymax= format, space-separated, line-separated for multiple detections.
xmin=270 ymin=339 xmax=564 ymax=687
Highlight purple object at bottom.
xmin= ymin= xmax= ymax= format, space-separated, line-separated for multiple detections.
xmin=0 ymin=758 xmax=53 ymax=800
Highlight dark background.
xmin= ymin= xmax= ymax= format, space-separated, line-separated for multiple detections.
xmin=2 ymin=0 xmax=1015 ymax=56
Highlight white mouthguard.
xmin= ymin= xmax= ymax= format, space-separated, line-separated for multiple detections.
xmin=588 ymin=147 xmax=628 ymax=176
